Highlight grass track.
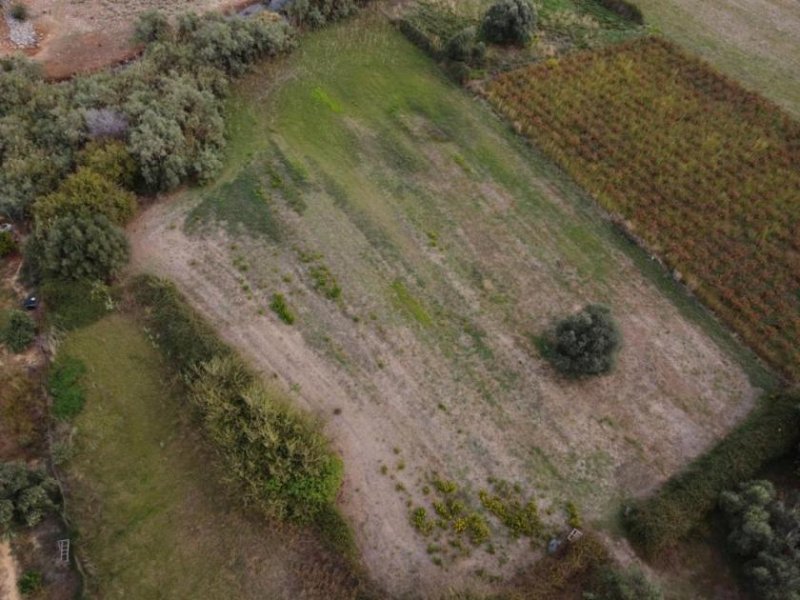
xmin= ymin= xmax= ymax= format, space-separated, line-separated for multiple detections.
xmin=61 ymin=315 xmax=355 ymax=599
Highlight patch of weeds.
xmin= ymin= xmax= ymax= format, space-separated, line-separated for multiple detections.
xmin=380 ymin=465 xmax=388 ymax=475
xmin=390 ymin=280 xmax=433 ymax=327
xmin=479 ymin=482 xmax=543 ymax=539
xmin=396 ymin=460 xmax=406 ymax=471
xmin=395 ymin=482 xmax=406 ymax=492
xmin=566 ymin=501 xmax=582 ymax=528
xmin=434 ymin=498 xmax=465 ymax=520
xmin=269 ymin=293 xmax=295 ymax=325
xmin=426 ymin=231 xmax=439 ymax=248
xmin=18 ymin=571 xmax=42 ymax=595
xmin=309 ymin=264 xmax=342 ymax=300
xmin=48 ymin=356 xmax=87 ymax=421
xmin=466 ymin=513 xmax=491 ymax=545
xmin=411 ymin=507 xmax=434 ymax=536
xmin=432 ymin=477 xmax=458 ymax=495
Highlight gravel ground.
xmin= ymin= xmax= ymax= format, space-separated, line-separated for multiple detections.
xmin=5 ymin=13 xmax=38 ymax=48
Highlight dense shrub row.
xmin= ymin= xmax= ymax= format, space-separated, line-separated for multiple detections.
xmin=623 ymin=391 xmax=800 ymax=556
xmin=131 ymin=275 xmax=343 ymax=523
xmin=287 ymin=0 xmax=369 ymax=28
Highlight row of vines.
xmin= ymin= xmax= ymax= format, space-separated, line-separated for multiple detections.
xmin=485 ymin=36 xmax=800 ymax=380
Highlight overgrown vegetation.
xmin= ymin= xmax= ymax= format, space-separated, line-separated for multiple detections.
xmin=541 ymin=304 xmax=620 ymax=377
xmin=720 ymin=480 xmax=800 ymax=600
xmin=0 ymin=12 xmax=294 ymax=220
xmin=270 ymin=292 xmax=296 ymax=325
xmin=623 ymin=391 xmax=800 ymax=556
xmin=0 ymin=462 xmax=59 ymax=530
xmin=43 ymin=214 xmax=129 ymax=281
xmin=40 ymin=279 xmax=112 ymax=331
xmin=1 ymin=309 xmax=36 ymax=353
xmin=486 ymin=36 xmax=800 ymax=380
xmin=132 ymin=275 xmax=342 ymax=523
xmin=0 ymin=231 xmax=17 ymax=257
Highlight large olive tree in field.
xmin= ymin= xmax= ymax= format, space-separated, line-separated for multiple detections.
xmin=481 ymin=0 xmax=537 ymax=46
xmin=544 ymin=304 xmax=620 ymax=377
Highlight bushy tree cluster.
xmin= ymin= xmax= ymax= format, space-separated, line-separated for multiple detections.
xmin=544 ymin=304 xmax=620 ymax=377
xmin=481 ymin=0 xmax=537 ymax=46
xmin=0 ymin=58 xmax=85 ymax=220
xmin=720 ymin=480 xmax=800 ymax=600
xmin=0 ymin=12 xmax=295 ymax=220
xmin=2 ymin=310 xmax=36 ymax=353
xmin=42 ymin=213 xmax=128 ymax=282
xmin=286 ymin=0 xmax=365 ymax=28
xmin=0 ymin=462 xmax=59 ymax=530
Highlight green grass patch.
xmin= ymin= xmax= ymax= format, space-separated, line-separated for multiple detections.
xmin=188 ymin=165 xmax=282 ymax=242
xmin=47 ymin=356 xmax=87 ymax=421
xmin=390 ymin=280 xmax=433 ymax=327
xmin=270 ymin=293 xmax=296 ymax=324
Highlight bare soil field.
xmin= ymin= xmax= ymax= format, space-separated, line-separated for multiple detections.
xmin=635 ymin=0 xmax=800 ymax=116
xmin=129 ymin=15 xmax=767 ymax=597
xmin=0 ymin=0 xmax=255 ymax=79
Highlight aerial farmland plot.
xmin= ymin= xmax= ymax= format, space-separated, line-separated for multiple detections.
xmin=2 ymin=0 xmax=798 ymax=598
xmin=129 ymin=13 xmax=768 ymax=596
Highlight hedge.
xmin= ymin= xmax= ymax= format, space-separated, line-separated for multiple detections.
xmin=131 ymin=275 xmax=343 ymax=523
xmin=623 ymin=391 xmax=800 ymax=556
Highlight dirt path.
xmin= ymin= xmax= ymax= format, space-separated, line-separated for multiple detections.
xmin=0 ymin=540 xmax=21 ymax=600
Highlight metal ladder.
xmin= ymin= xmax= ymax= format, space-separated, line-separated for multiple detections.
xmin=57 ymin=539 xmax=70 ymax=563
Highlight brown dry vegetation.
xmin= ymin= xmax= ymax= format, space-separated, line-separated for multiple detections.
xmin=128 ymin=15 xmax=766 ymax=596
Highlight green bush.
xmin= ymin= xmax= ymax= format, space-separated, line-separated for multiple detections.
xmin=40 ymin=279 xmax=112 ymax=330
xmin=78 ymin=139 xmax=137 ymax=189
xmin=44 ymin=213 xmax=129 ymax=281
xmin=131 ymin=275 xmax=343 ymax=523
xmin=623 ymin=391 xmax=800 ymax=556
xmin=0 ymin=462 xmax=59 ymax=531
xmin=481 ymin=0 xmax=537 ymax=46
xmin=720 ymin=480 xmax=800 ymax=600
xmin=445 ymin=27 xmax=485 ymax=65
xmin=17 ymin=571 xmax=43 ymax=595
xmin=32 ymin=167 xmax=137 ymax=228
xmin=543 ymin=304 xmax=620 ymax=377
xmin=133 ymin=10 xmax=172 ymax=43
xmin=10 ymin=3 xmax=27 ymax=21
xmin=270 ymin=293 xmax=296 ymax=325
xmin=287 ymin=0 xmax=364 ymax=28
xmin=0 ymin=231 xmax=17 ymax=257
xmin=48 ymin=356 xmax=87 ymax=421
xmin=2 ymin=310 xmax=36 ymax=353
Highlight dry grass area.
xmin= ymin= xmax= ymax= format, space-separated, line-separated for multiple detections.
xmin=128 ymin=14 xmax=767 ymax=597
xmin=0 ymin=0 xmax=255 ymax=79
xmin=635 ymin=0 xmax=800 ymax=116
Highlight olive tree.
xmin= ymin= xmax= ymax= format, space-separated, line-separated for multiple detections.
xmin=544 ymin=304 xmax=620 ymax=377
xmin=44 ymin=213 xmax=129 ymax=281
xmin=481 ymin=0 xmax=537 ymax=46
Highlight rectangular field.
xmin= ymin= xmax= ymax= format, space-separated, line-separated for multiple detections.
xmin=130 ymin=14 xmax=765 ymax=596
xmin=485 ymin=37 xmax=800 ymax=380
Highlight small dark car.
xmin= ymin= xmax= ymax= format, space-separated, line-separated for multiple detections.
xmin=22 ymin=294 xmax=39 ymax=310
